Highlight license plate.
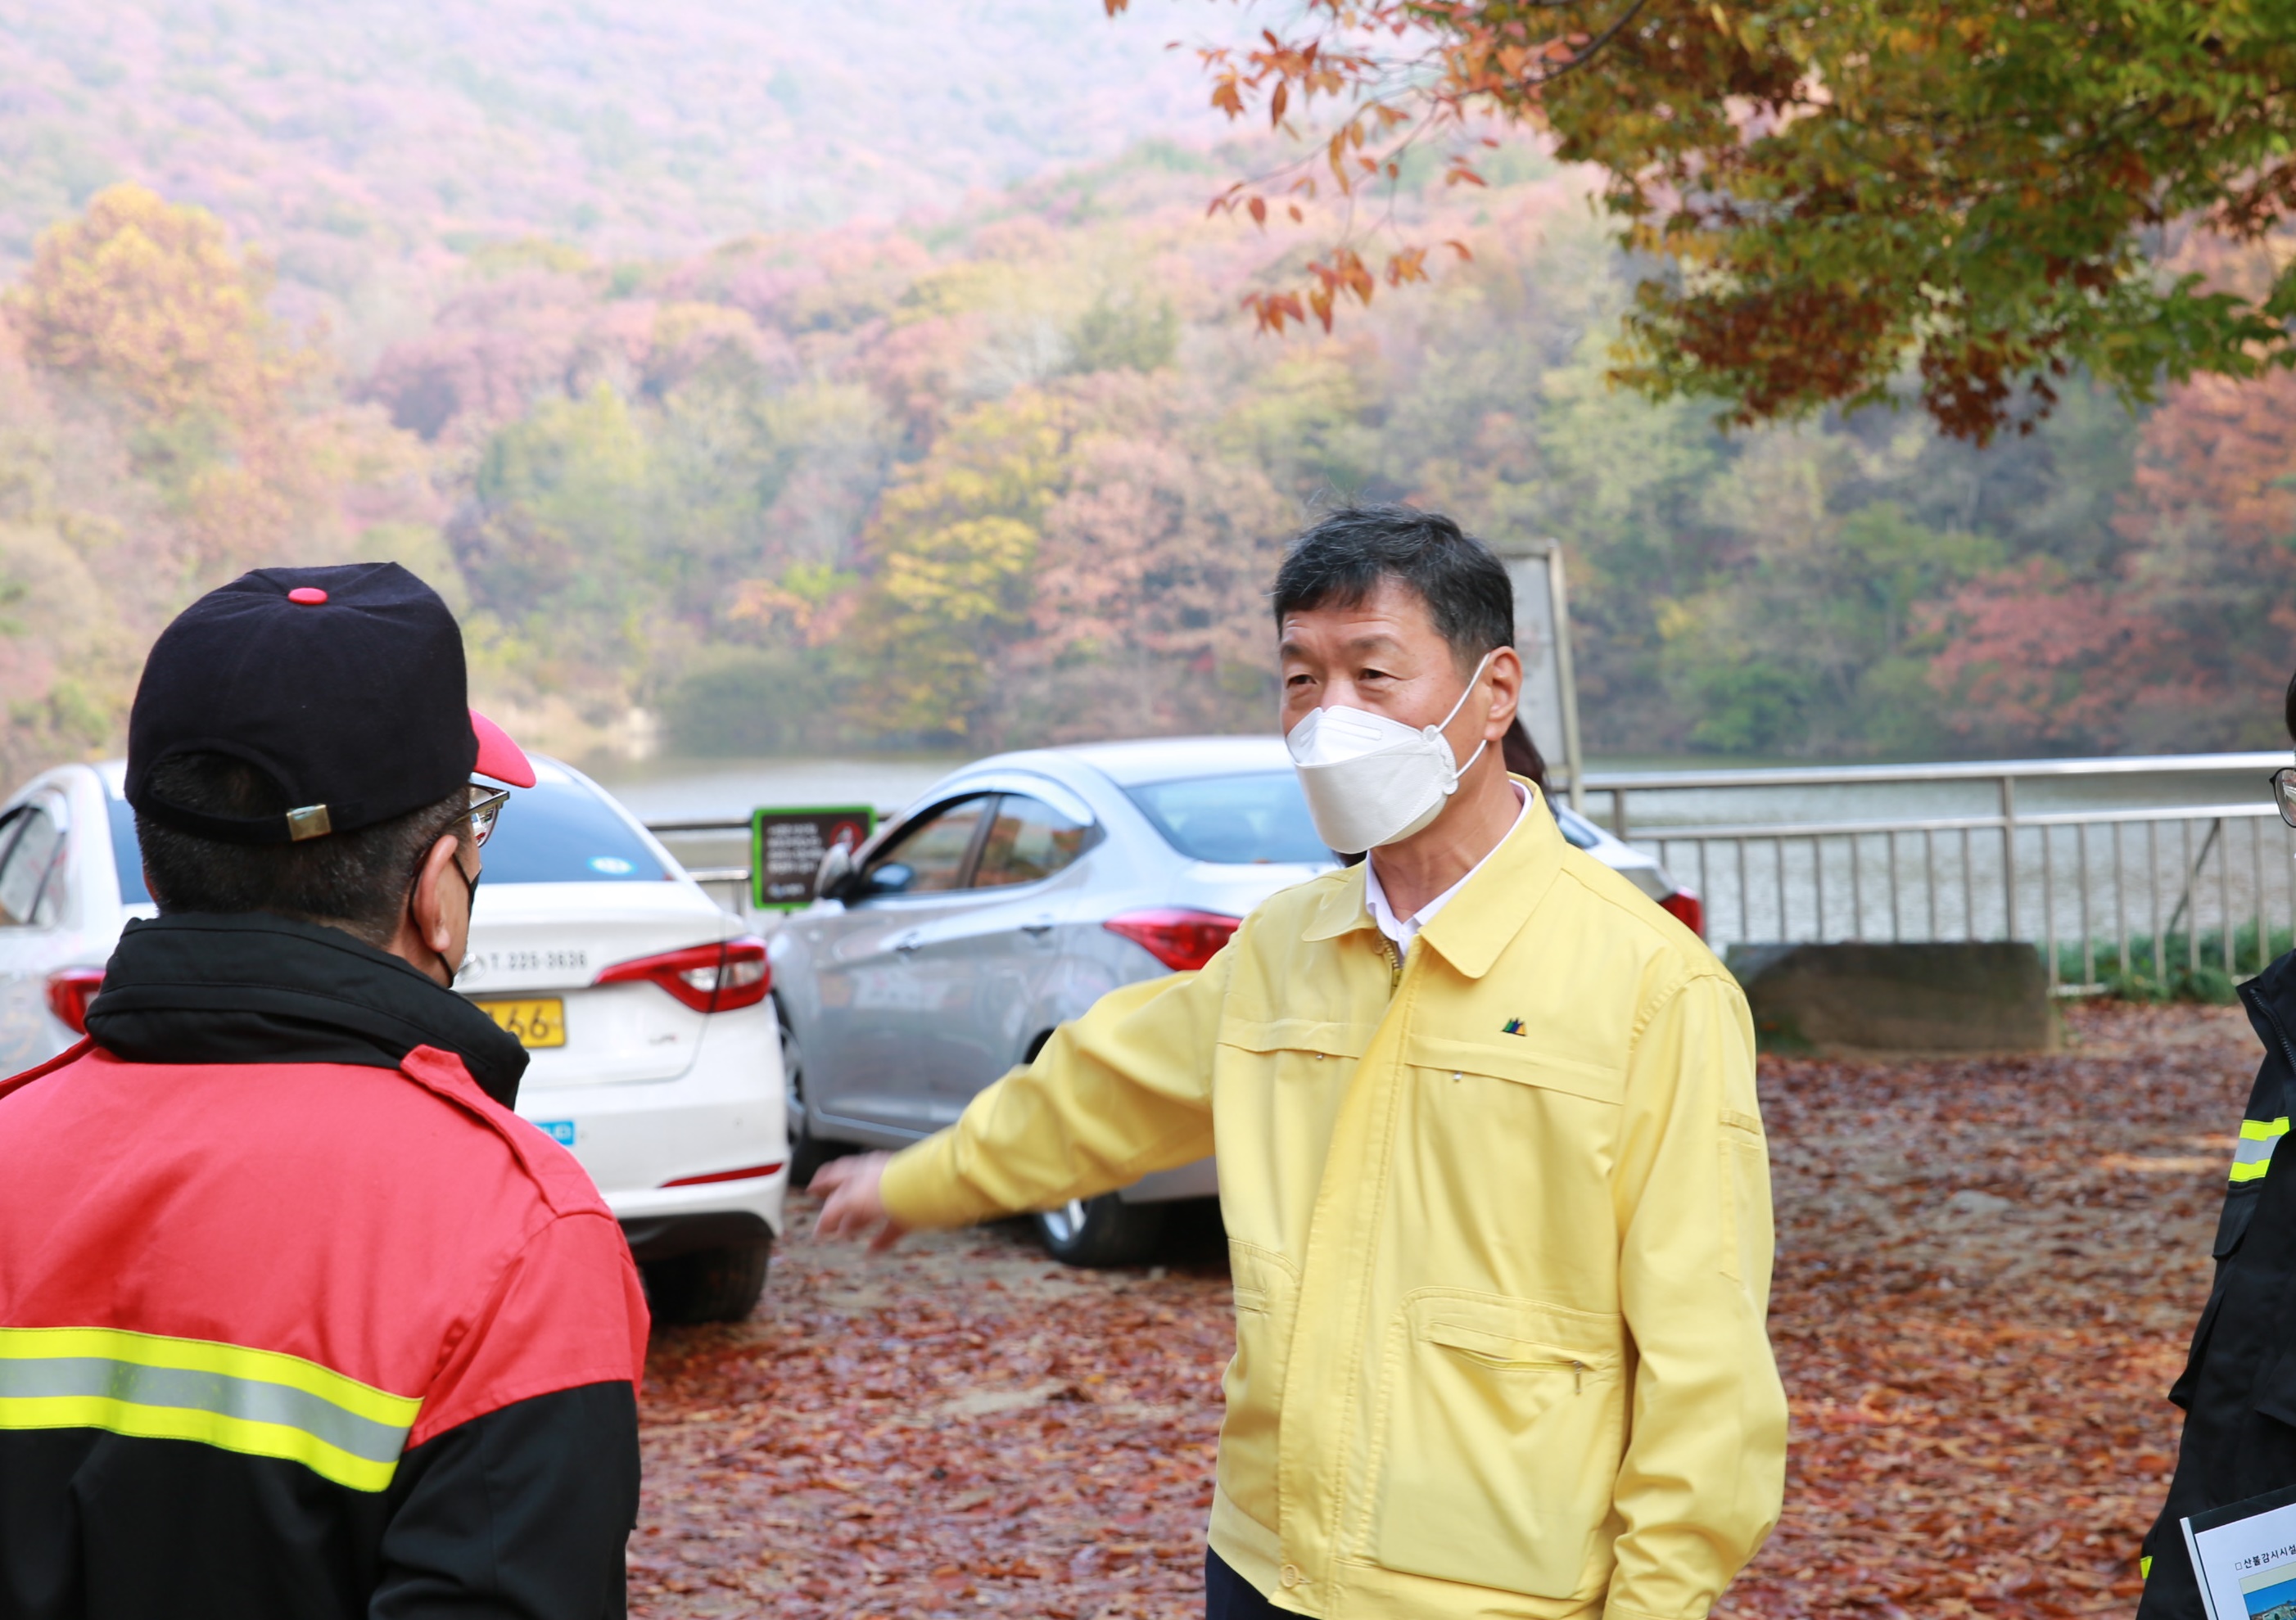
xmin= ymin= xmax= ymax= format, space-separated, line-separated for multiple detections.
xmin=472 ymin=997 xmax=566 ymax=1049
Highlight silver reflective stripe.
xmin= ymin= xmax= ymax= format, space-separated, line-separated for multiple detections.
xmin=0 ymin=1356 xmax=411 ymax=1464
xmin=2231 ymin=1117 xmax=2290 ymax=1184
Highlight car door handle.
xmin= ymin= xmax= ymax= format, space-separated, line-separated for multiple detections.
xmin=1019 ymin=920 xmax=1055 ymax=936
xmin=893 ymin=933 xmax=922 ymax=954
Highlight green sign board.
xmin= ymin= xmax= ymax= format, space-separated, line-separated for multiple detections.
xmin=750 ymin=805 xmax=876 ymax=911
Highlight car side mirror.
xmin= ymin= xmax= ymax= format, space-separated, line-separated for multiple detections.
xmin=815 ymin=842 xmax=856 ymax=901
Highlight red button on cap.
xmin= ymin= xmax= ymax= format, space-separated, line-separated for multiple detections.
xmin=287 ymin=587 xmax=328 ymax=605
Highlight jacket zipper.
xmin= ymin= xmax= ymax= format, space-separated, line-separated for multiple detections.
xmin=1384 ymin=938 xmax=1402 ymax=993
xmin=2243 ymin=978 xmax=2296 ymax=1080
xmin=1453 ymin=1352 xmax=1590 ymax=1392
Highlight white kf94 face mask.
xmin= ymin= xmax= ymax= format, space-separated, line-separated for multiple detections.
xmin=1285 ymin=651 xmax=1494 ymax=855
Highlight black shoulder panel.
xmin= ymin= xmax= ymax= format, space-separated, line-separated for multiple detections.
xmin=377 ymin=1382 xmax=640 ymax=1620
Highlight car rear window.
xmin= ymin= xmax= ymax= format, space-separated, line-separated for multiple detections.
xmin=478 ymin=778 xmax=668 ymax=884
xmin=1124 ymin=771 xmax=1333 ymax=865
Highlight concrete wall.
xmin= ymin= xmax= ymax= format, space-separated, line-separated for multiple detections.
xmin=1725 ymin=942 xmax=2061 ymax=1056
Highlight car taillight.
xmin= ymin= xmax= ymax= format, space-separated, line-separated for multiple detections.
xmin=1660 ymin=888 xmax=1705 ymax=938
xmin=1103 ymin=909 xmax=1241 ymax=972
xmin=594 ymin=936 xmax=769 ymax=1013
xmin=47 ymin=968 xmax=104 ymax=1035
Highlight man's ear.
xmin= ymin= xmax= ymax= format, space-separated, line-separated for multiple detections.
xmin=1481 ymin=645 xmax=1524 ymax=738
xmin=408 ymin=833 xmax=465 ymax=954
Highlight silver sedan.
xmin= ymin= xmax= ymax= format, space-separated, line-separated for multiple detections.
xmin=768 ymin=735 xmax=1691 ymax=1266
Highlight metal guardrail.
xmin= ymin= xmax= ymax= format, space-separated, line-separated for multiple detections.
xmin=647 ymin=751 xmax=2296 ymax=989
xmin=1580 ymin=752 xmax=2294 ymax=990
xmin=640 ymin=819 xmax=755 ymax=905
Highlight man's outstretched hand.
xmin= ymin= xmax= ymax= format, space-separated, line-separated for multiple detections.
xmin=811 ymin=1153 xmax=909 ymax=1253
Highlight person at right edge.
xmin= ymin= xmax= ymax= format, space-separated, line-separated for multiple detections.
xmin=814 ymin=506 xmax=1788 ymax=1620
xmin=2136 ymin=674 xmax=2296 ymax=1617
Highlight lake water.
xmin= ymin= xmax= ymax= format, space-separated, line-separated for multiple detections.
xmin=585 ymin=753 xmax=970 ymax=825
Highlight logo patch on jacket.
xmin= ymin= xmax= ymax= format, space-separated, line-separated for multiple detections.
xmin=1501 ymin=1018 xmax=1526 ymax=1036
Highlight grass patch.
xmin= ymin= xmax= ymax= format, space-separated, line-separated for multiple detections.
xmin=2052 ymin=924 xmax=2291 ymax=1003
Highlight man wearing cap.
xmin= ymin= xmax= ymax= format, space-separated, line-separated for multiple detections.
xmin=0 ymin=564 xmax=649 ymax=1619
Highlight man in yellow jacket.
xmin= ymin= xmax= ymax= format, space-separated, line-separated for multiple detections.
xmin=816 ymin=504 xmax=1787 ymax=1620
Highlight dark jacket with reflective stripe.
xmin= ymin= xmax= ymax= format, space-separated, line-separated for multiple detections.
xmin=2140 ymin=950 xmax=2296 ymax=1618
xmin=0 ymin=914 xmax=649 ymax=1620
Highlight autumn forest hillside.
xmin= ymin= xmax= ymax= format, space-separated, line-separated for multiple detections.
xmin=2 ymin=0 xmax=2292 ymax=788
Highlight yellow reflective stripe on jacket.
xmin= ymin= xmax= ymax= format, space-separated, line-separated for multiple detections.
xmin=0 ymin=1326 xmax=420 ymax=1491
xmin=2230 ymin=1117 xmax=2292 ymax=1184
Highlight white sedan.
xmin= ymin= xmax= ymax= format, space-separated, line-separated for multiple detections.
xmin=0 ymin=757 xmax=786 ymax=1323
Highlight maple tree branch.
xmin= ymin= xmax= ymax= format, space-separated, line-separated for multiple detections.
xmin=1492 ymin=0 xmax=1656 ymax=92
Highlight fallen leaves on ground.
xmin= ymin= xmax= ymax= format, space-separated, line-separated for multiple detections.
xmin=633 ymin=1204 xmax=1234 ymax=1619
xmin=635 ymin=1003 xmax=2252 ymax=1618
xmin=1716 ymin=1002 xmax=2246 ymax=1619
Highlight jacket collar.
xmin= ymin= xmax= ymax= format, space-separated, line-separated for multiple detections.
xmin=2241 ymin=946 xmax=2296 ymax=1067
xmin=1302 ymin=863 xmax=1380 ymax=945
xmin=84 ymin=911 xmax=530 ymax=1105
xmin=1299 ymin=778 xmax=1565 ymax=980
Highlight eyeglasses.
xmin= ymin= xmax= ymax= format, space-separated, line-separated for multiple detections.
xmin=2271 ymin=768 xmax=2296 ymax=830
xmin=467 ymin=786 xmax=510 ymax=848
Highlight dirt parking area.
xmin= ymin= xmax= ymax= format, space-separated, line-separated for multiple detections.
xmin=631 ymin=1004 xmax=2254 ymax=1620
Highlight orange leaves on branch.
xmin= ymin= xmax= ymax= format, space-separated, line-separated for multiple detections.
xmin=1241 ymin=244 xmax=1461 ymax=333
xmin=1160 ymin=2 xmax=1560 ymax=345
xmin=1241 ymin=290 xmax=1309 ymax=334
xmin=1147 ymin=0 xmax=2296 ymax=439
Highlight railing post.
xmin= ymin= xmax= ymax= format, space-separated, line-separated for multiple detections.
xmin=2041 ymin=824 xmax=2057 ymax=989
xmin=2220 ymin=817 xmax=2235 ymax=974
xmin=2000 ymin=774 xmax=2019 ymax=941
xmin=2078 ymin=821 xmax=2094 ymax=987
xmin=2114 ymin=821 xmax=2129 ymax=986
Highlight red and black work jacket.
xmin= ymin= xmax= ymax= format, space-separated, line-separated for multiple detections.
xmin=2140 ymin=949 xmax=2296 ymax=1618
xmin=0 ymin=912 xmax=651 ymax=1620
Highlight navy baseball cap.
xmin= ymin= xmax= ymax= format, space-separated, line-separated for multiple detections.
xmin=125 ymin=562 xmax=535 ymax=845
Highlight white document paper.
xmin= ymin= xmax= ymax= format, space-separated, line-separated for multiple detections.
xmin=2184 ymin=1491 xmax=2296 ymax=1620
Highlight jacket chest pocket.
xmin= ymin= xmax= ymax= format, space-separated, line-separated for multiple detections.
xmin=1365 ymin=1290 xmax=1627 ymax=1601
xmin=1404 ymin=1034 xmax=1622 ymax=1108
xmin=1397 ymin=1036 xmax=1623 ymax=1228
xmin=1220 ymin=1018 xmax=1374 ymax=1081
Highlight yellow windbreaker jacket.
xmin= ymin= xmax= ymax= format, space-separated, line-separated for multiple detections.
xmin=881 ymin=786 xmax=1787 ymax=1620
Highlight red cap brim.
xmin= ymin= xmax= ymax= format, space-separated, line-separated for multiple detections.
xmin=470 ymin=708 xmax=536 ymax=788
